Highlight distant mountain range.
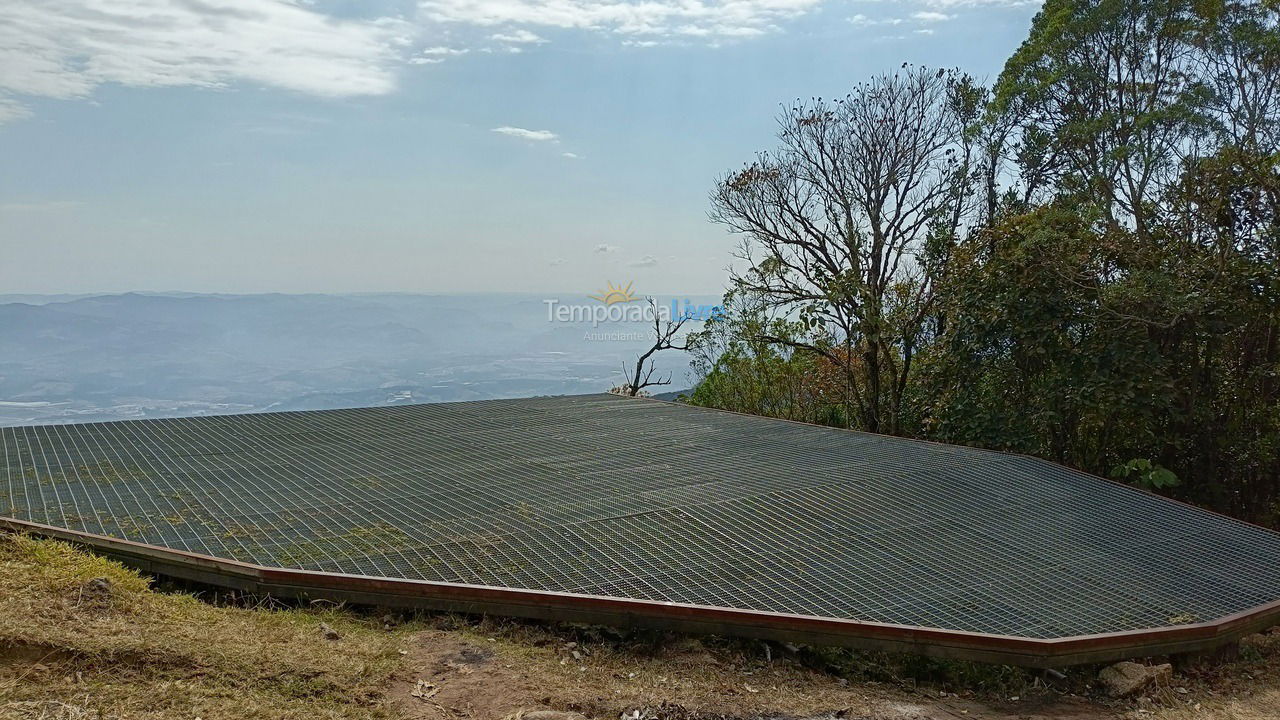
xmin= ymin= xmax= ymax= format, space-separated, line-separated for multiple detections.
xmin=0 ymin=292 xmax=710 ymax=426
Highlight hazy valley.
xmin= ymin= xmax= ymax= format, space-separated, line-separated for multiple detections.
xmin=0 ymin=292 xmax=705 ymax=426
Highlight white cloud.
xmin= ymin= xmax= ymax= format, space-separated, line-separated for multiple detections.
xmin=0 ymin=96 xmax=32 ymax=123
xmin=914 ymin=28 xmax=935 ymax=34
xmin=849 ymin=13 xmax=904 ymax=26
xmin=0 ymin=0 xmax=1020 ymax=124
xmin=561 ymin=151 xmax=581 ymax=159
xmin=490 ymin=29 xmax=547 ymax=43
xmin=491 ymin=125 xmax=559 ymax=141
xmin=422 ymin=46 xmax=471 ymax=56
xmin=629 ymin=254 xmax=658 ymax=267
xmin=410 ymin=46 xmax=470 ymax=64
xmin=548 ymin=257 xmax=568 ymax=266
xmin=421 ymin=0 xmax=825 ymax=41
xmin=0 ymin=0 xmax=408 ymax=122
xmin=594 ymin=243 xmax=620 ymax=254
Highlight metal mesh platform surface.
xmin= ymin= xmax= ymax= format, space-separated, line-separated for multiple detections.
xmin=4 ymin=393 xmax=1280 ymax=642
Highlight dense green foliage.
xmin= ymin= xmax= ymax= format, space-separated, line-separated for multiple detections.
xmin=692 ymin=0 xmax=1280 ymax=525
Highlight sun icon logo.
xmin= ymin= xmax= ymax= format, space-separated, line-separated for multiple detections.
xmin=589 ymin=281 xmax=639 ymax=305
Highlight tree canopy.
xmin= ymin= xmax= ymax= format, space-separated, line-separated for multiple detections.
xmin=691 ymin=0 xmax=1280 ymax=526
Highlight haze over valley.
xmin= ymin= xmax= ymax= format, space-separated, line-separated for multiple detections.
xmin=0 ymin=292 xmax=707 ymax=426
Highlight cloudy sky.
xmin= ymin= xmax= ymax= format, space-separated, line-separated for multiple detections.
xmin=0 ymin=0 xmax=1040 ymax=295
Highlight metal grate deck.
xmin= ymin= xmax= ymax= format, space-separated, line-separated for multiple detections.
xmin=4 ymin=393 xmax=1280 ymax=643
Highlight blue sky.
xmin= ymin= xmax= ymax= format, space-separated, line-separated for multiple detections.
xmin=0 ymin=0 xmax=1040 ymax=296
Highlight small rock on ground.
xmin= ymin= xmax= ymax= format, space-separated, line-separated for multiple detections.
xmin=1098 ymin=661 xmax=1172 ymax=698
xmin=78 ymin=577 xmax=113 ymax=608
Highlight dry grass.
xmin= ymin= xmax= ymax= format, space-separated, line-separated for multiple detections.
xmin=0 ymin=533 xmax=409 ymax=720
xmin=1142 ymin=632 xmax=1280 ymax=720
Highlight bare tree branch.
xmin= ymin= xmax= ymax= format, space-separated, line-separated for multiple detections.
xmin=622 ymin=298 xmax=692 ymax=397
xmin=709 ymin=65 xmax=974 ymax=433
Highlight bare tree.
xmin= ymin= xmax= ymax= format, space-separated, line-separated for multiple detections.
xmin=620 ymin=298 xmax=691 ymax=397
xmin=709 ymin=65 xmax=972 ymax=433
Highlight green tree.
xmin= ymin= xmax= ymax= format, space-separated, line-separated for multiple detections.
xmin=993 ymin=0 xmax=1210 ymax=238
xmin=694 ymin=0 xmax=1280 ymax=525
xmin=909 ymin=205 xmax=1169 ymax=467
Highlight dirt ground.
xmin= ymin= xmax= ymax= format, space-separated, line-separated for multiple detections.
xmin=384 ymin=622 xmax=1280 ymax=720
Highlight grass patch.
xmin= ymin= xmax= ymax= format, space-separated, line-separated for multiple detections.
xmin=0 ymin=532 xmax=410 ymax=720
